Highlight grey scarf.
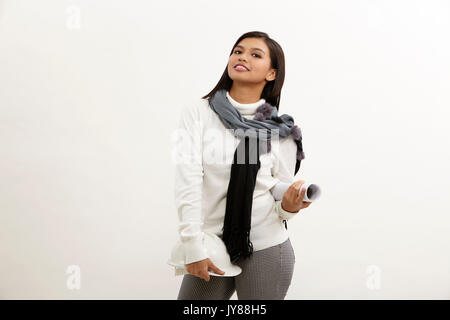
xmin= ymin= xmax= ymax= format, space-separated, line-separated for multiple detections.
xmin=208 ymin=89 xmax=304 ymax=262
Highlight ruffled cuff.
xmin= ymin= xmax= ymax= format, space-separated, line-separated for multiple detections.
xmin=276 ymin=200 xmax=298 ymax=221
xmin=182 ymin=236 xmax=209 ymax=265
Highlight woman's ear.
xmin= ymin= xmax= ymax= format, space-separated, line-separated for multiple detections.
xmin=266 ymin=69 xmax=277 ymax=81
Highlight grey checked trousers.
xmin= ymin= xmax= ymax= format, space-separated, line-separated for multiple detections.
xmin=177 ymin=238 xmax=295 ymax=300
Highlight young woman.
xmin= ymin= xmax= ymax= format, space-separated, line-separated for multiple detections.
xmin=174 ymin=31 xmax=311 ymax=300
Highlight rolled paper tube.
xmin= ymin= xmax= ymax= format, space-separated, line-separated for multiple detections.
xmin=271 ymin=182 xmax=321 ymax=202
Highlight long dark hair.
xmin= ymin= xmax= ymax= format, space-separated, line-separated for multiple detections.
xmin=202 ymin=31 xmax=285 ymax=111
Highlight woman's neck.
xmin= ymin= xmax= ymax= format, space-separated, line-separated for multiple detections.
xmin=226 ymin=90 xmax=265 ymax=115
xmin=228 ymin=83 xmax=265 ymax=104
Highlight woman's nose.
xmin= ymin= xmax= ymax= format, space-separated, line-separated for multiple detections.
xmin=239 ymin=55 xmax=248 ymax=62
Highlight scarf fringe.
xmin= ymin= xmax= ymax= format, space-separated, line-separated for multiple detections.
xmin=222 ymin=228 xmax=254 ymax=263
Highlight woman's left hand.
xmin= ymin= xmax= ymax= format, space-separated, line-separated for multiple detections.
xmin=281 ymin=180 xmax=312 ymax=213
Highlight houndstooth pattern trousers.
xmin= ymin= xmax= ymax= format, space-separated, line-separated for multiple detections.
xmin=177 ymin=238 xmax=296 ymax=300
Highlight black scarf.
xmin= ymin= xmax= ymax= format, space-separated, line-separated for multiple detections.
xmin=208 ymin=89 xmax=304 ymax=263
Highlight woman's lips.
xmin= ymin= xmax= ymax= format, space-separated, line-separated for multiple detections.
xmin=234 ymin=65 xmax=249 ymax=72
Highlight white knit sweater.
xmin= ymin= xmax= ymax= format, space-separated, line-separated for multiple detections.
xmin=173 ymin=90 xmax=299 ymax=264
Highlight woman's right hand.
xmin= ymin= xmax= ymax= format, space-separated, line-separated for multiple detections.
xmin=186 ymin=258 xmax=225 ymax=281
xmin=281 ymin=180 xmax=312 ymax=213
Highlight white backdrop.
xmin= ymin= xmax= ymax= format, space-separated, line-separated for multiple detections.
xmin=1 ymin=0 xmax=449 ymax=299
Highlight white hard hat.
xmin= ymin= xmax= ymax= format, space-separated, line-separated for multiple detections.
xmin=167 ymin=231 xmax=242 ymax=277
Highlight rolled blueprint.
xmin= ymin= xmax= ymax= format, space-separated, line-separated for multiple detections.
xmin=271 ymin=182 xmax=321 ymax=202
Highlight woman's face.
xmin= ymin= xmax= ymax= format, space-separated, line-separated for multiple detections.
xmin=227 ymin=37 xmax=277 ymax=84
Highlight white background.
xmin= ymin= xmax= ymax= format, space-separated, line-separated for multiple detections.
xmin=1 ymin=0 xmax=449 ymax=299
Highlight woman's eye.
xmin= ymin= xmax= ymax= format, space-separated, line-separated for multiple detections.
xmin=234 ymin=50 xmax=261 ymax=58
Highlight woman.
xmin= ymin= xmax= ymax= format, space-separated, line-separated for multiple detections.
xmin=174 ymin=31 xmax=311 ymax=300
